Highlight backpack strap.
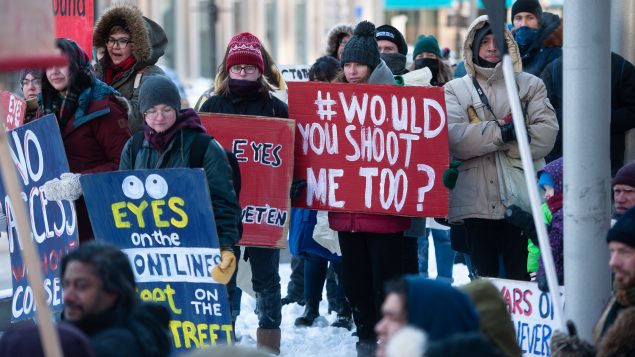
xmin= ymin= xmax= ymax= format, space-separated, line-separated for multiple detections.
xmin=133 ymin=68 xmax=147 ymax=90
xmin=458 ymin=75 xmax=487 ymax=120
xmin=129 ymin=131 xmax=145 ymax=168
xmin=189 ymin=133 xmax=213 ymax=168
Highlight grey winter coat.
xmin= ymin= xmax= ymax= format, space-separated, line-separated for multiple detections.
xmin=443 ymin=15 xmax=558 ymax=223
xmin=93 ymin=5 xmax=167 ymax=133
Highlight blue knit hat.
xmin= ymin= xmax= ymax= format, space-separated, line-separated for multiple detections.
xmin=340 ymin=21 xmax=381 ymax=69
xmin=139 ymin=75 xmax=181 ymax=113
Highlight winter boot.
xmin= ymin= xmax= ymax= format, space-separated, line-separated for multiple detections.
xmin=294 ymin=299 xmax=320 ymax=327
xmin=331 ymin=302 xmax=353 ymax=330
xmin=256 ymin=327 xmax=281 ymax=355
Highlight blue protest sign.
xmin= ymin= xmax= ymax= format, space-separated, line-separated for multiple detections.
xmin=80 ymin=168 xmax=233 ymax=351
xmin=0 ymin=114 xmax=78 ymax=321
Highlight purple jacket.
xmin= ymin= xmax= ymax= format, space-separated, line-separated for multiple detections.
xmin=538 ymin=158 xmax=563 ymax=282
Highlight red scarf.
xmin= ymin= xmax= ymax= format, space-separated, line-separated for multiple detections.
xmin=547 ymin=194 xmax=563 ymax=214
xmin=104 ymin=56 xmax=137 ymax=85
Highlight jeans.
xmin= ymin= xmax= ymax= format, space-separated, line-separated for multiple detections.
xmin=247 ymin=247 xmax=282 ymax=328
xmin=417 ymin=228 xmax=455 ymax=283
xmin=286 ymin=256 xmax=305 ymax=301
xmin=303 ymin=253 xmax=346 ymax=306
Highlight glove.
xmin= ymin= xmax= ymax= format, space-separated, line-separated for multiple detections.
xmin=43 ymin=173 xmax=82 ymax=201
xmin=550 ymin=320 xmax=595 ymax=357
xmin=442 ymin=160 xmax=462 ymax=189
xmin=500 ymin=121 xmax=517 ymax=143
xmin=290 ymin=178 xmax=307 ymax=202
xmin=210 ymin=249 xmax=236 ymax=284
xmin=505 ymin=205 xmax=538 ymax=244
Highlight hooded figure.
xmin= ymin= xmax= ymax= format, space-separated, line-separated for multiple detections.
xmin=38 ymin=38 xmax=131 ymax=242
xmin=443 ymin=15 xmax=558 ymax=280
xmin=93 ymin=4 xmax=168 ymax=132
xmin=325 ymin=24 xmax=354 ymax=60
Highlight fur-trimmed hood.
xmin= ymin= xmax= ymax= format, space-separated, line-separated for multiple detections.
xmin=325 ymin=24 xmax=354 ymax=58
xmin=597 ymin=307 xmax=635 ymax=357
xmin=463 ymin=15 xmax=522 ymax=77
xmin=93 ymin=5 xmax=167 ymax=67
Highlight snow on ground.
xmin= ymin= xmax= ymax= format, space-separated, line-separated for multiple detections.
xmin=235 ymin=236 xmax=471 ymax=356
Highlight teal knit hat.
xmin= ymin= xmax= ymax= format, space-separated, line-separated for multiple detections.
xmin=413 ymin=35 xmax=442 ymax=60
xmin=340 ymin=21 xmax=381 ymax=69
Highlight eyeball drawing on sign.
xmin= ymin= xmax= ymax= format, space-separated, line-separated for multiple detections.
xmin=121 ymin=174 xmax=168 ymax=200
xmin=145 ymin=174 xmax=168 ymax=199
xmin=122 ymin=175 xmax=144 ymax=199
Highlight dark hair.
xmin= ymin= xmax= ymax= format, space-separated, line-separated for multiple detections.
xmin=41 ymin=38 xmax=93 ymax=96
xmin=61 ymin=241 xmax=137 ymax=315
xmin=384 ymin=277 xmax=408 ymax=310
xmin=309 ymin=56 xmax=342 ymax=82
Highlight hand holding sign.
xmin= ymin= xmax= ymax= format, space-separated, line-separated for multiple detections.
xmin=210 ymin=249 xmax=237 ymax=284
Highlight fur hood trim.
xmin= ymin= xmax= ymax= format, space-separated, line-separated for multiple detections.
xmin=93 ymin=5 xmax=166 ymax=66
xmin=325 ymin=24 xmax=354 ymax=58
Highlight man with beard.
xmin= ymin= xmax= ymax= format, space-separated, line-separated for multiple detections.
xmin=61 ymin=241 xmax=172 ymax=357
xmin=375 ymin=24 xmax=409 ymax=75
xmin=551 ymin=207 xmax=635 ymax=356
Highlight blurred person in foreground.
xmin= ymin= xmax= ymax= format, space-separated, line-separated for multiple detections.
xmin=61 ymin=241 xmax=171 ymax=357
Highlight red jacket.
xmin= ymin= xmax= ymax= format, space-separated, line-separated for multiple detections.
xmin=36 ymin=93 xmax=130 ymax=242
xmin=328 ymin=212 xmax=411 ymax=234
xmin=59 ymin=96 xmax=131 ymax=174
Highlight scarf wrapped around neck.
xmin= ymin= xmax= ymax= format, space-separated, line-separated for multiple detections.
xmin=104 ymin=56 xmax=137 ymax=85
xmin=143 ymin=108 xmax=207 ymax=150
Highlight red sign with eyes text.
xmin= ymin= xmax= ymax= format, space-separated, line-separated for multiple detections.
xmin=0 ymin=90 xmax=25 ymax=131
xmin=199 ymin=113 xmax=295 ymax=248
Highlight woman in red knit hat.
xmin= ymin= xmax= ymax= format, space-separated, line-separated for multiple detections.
xmin=199 ymin=32 xmax=288 ymax=355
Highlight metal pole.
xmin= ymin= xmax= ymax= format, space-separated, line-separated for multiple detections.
xmin=611 ymin=0 xmax=635 ymax=164
xmin=563 ymin=0 xmax=613 ymax=341
xmin=209 ymin=0 xmax=218 ymax=77
xmin=502 ymin=56 xmax=565 ymax=331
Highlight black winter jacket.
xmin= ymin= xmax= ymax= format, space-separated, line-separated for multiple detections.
xmin=541 ymin=52 xmax=635 ymax=174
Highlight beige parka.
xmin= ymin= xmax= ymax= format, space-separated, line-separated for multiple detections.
xmin=444 ymin=15 xmax=558 ymax=223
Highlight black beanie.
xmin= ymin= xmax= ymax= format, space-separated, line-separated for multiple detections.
xmin=376 ymin=24 xmax=408 ymax=55
xmin=139 ymin=75 xmax=181 ymax=114
xmin=613 ymin=161 xmax=635 ymax=188
xmin=607 ymin=207 xmax=635 ymax=249
xmin=511 ymin=0 xmax=543 ymax=22
xmin=340 ymin=21 xmax=381 ymax=69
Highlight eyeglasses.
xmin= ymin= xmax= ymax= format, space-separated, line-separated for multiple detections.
xmin=107 ymin=37 xmax=132 ymax=49
xmin=144 ymin=107 xmax=175 ymax=119
xmin=21 ymin=79 xmax=41 ymax=87
xmin=230 ymin=65 xmax=257 ymax=74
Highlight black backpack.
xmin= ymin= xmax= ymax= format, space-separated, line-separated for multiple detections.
xmin=128 ymin=131 xmax=242 ymax=198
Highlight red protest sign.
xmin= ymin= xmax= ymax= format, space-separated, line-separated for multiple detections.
xmin=288 ymin=81 xmax=449 ymax=217
xmin=0 ymin=91 xmax=25 ymax=131
xmin=54 ymin=0 xmax=94 ymax=59
xmin=199 ymin=113 xmax=295 ymax=248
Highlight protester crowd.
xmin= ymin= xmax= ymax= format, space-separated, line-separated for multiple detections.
xmin=1 ymin=0 xmax=635 ymax=356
